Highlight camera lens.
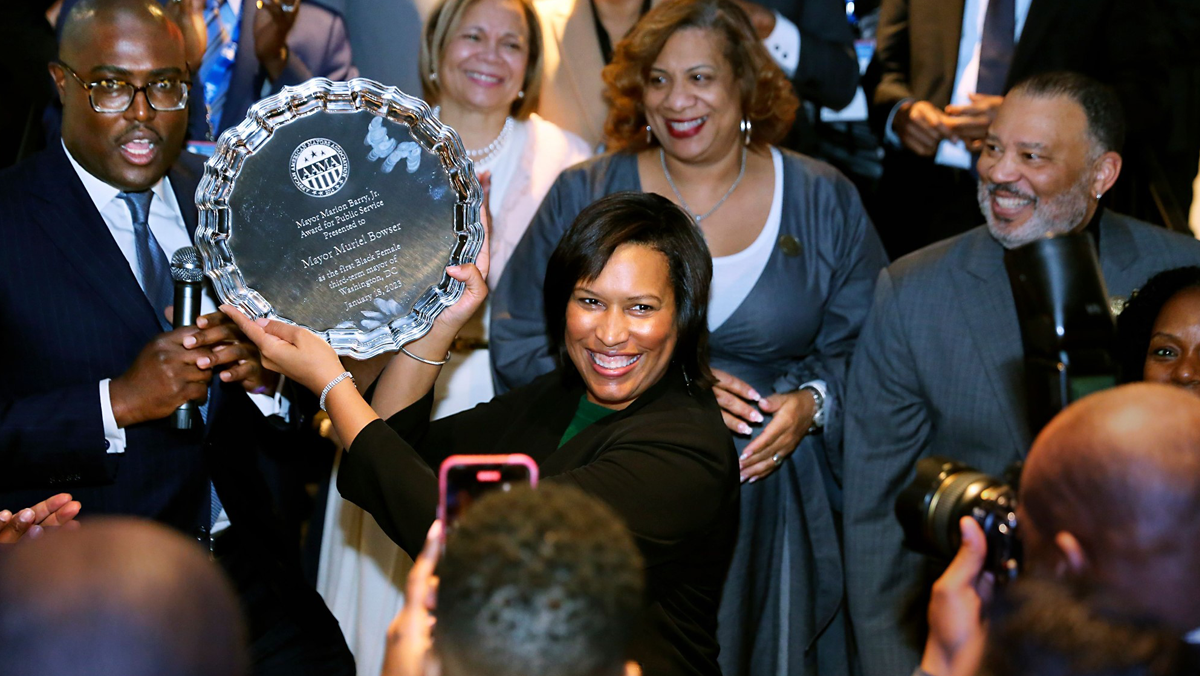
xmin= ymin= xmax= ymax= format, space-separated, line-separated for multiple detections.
xmin=895 ymin=457 xmax=1021 ymax=577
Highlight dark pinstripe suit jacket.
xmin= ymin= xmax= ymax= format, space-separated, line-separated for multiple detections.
xmin=840 ymin=212 xmax=1200 ymax=676
xmin=0 ymin=142 xmax=289 ymax=551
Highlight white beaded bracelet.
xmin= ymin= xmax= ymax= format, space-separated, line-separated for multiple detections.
xmin=319 ymin=371 xmax=355 ymax=412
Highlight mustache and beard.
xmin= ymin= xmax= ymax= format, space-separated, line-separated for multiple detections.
xmin=977 ymin=171 xmax=1094 ymax=250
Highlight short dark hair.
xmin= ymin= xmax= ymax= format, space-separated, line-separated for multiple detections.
xmin=543 ymin=191 xmax=714 ymax=390
xmin=1117 ymin=266 xmax=1200 ymax=381
xmin=1009 ymin=71 xmax=1126 ymax=155
xmin=979 ymin=579 xmax=1193 ymax=676
xmin=434 ymin=485 xmax=645 ymax=676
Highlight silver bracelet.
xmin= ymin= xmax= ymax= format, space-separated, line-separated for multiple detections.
xmin=319 ymin=371 xmax=355 ymax=412
xmin=799 ymin=383 xmax=827 ymax=432
xmin=400 ymin=345 xmax=451 ymax=366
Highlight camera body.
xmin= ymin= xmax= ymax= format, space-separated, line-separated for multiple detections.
xmin=895 ymin=457 xmax=1020 ymax=579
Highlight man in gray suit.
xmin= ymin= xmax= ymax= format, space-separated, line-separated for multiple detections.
xmin=841 ymin=71 xmax=1200 ymax=676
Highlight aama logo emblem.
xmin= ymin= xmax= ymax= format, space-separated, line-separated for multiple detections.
xmin=290 ymin=138 xmax=349 ymax=197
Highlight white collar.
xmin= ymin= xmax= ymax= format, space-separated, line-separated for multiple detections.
xmin=62 ymin=140 xmax=174 ymax=214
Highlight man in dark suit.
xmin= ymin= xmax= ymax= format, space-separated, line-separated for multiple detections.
xmin=868 ymin=0 xmax=1164 ymax=258
xmin=841 ymin=72 xmax=1200 ymax=676
xmin=0 ymin=2 xmax=352 ymax=674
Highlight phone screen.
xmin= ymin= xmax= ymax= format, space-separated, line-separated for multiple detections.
xmin=439 ymin=455 xmax=538 ymax=538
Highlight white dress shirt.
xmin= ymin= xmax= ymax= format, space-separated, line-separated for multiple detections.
xmin=764 ymin=12 xmax=802 ymax=78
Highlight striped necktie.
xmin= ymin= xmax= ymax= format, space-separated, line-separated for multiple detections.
xmin=200 ymin=0 xmax=240 ymax=135
xmin=118 ymin=191 xmax=173 ymax=331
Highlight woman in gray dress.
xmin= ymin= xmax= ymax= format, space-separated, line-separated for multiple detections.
xmin=489 ymin=0 xmax=887 ymax=674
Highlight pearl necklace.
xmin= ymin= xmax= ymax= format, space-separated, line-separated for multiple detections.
xmin=659 ymin=146 xmax=747 ymax=224
xmin=433 ymin=106 xmax=514 ymax=166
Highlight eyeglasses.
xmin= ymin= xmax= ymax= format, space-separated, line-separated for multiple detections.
xmin=57 ymin=62 xmax=191 ymax=113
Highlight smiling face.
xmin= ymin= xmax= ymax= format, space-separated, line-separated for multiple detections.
xmin=54 ymin=13 xmax=188 ymax=192
xmin=1143 ymin=287 xmax=1200 ymax=396
xmin=976 ymin=93 xmax=1109 ymax=249
xmin=438 ymin=0 xmax=530 ymax=115
xmin=565 ymin=243 xmax=679 ymax=410
xmin=643 ymin=27 xmax=742 ymax=165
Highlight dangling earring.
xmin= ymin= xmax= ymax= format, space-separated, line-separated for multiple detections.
xmin=646 ymin=124 xmax=653 ymax=145
xmin=517 ymin=90 xmax=525 ymax=100
xmin=740 ymin=117 xmax=752 ymax=147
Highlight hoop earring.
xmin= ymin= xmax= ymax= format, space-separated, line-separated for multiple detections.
xmin=646 ymin=124 xmax=653 ymax=145
xmin=740 ymin=117 xmax=752 ymax=147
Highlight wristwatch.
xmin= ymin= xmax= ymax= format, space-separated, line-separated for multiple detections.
xmin=799 ymin=381 xmax=827 ymax=432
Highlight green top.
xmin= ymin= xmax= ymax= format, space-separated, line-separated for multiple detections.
xmin=558 ymin=394 xmax=617 ymax=448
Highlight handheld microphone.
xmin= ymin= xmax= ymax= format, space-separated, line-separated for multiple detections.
xmin=171 ymin=246 xmax=205 ymax=430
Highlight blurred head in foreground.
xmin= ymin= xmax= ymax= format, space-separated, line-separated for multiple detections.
xmin=0 ymin=517 xmax=247 ymax=676
xmin=1019 ymin=383 xmax=1200 ymax=633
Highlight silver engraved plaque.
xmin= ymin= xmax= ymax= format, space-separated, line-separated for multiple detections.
xmin=196 ymin=78 xmax=483 ymax=359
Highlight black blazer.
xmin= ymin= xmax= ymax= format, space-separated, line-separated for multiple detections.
xmin=0 ymin=142 xmax=301 ymax=569
xmin=338 ymin=366 xmax=740 ymax=676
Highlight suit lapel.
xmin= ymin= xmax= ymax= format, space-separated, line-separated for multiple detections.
xmin=951 ymin=230 xmax=1031 ymax=453
xmin=1008 ymin=0 xmax=1063 ymax=85
xmin=28 ymin=145 xmax=164 ymax=335
xmin=490 ymin=375 xmax=580 ymax=469
xmin=169 ymin=158 xmax=202 ymax=241
xmin=1096 ymin=210 xmax=1138 ymax=285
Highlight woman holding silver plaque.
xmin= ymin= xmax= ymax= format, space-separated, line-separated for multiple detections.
xmin=226 ymin=192 xmax=739 ymax=676
xmin=488 ymin=1 xmax=887 ymax=674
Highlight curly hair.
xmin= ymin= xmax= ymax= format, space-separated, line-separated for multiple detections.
xmin=601 ymin=0 xmax=799 ymax=152
xmin=419 ymin=0 xmax=544 ymax=119
xmin=1116 ymin=266 xmax=1200 ymax=382
xmin=434 ymin=485 xmax=645 ymax=676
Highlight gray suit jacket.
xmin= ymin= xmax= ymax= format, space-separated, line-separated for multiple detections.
xmin=841 ymin=211 xmax=1200 ymax=676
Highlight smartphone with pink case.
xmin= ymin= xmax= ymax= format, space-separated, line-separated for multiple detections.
xmin=438 ymin=454 xmax=538 ymax=541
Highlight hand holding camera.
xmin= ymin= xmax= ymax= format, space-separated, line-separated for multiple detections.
xmin=921 ymin=517 xmax=994 ymax=676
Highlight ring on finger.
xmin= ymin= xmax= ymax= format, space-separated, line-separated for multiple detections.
xmin=772 ymin=453 xmax=783 ymax=466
